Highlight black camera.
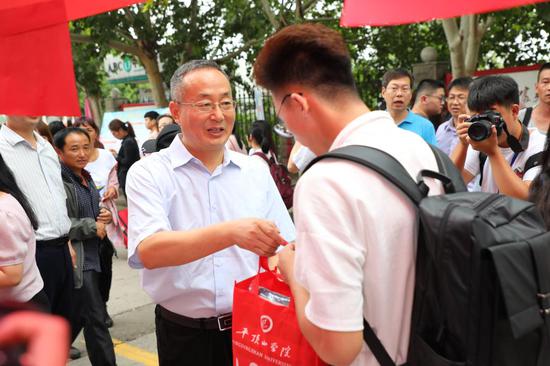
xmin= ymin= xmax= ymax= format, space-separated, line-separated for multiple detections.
xmin=467 ymin=111 xmax=505 ymax=141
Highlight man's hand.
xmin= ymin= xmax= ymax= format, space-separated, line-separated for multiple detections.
xmin=0 ymin=311 xmax=70 ymax=366
xmin=97 ymin=208 xmax=112 ymax=224
xmin=232 ymin=219 xmax=286 ymax=257
xmin=102 ymin=187 xmax=118 ymax=201
xmin=277 ymin=243 xmax=296 ymax=285
xmin=455 ymin=114 xmax=471 ymax=146
xmin=96 ymin=222 xmax=107 ymax=239
xmin=469 ymin=126 xmax=499 ymax=156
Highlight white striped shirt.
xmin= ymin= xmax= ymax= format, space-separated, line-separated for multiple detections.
xmin=0 ymin=125 xmax=70 ymax=240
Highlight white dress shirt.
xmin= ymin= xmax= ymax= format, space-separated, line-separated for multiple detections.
xmin=0 ymin=125 xmax=70 ymax=240
xmin=126 ymin=135 xmax=295 ymax=318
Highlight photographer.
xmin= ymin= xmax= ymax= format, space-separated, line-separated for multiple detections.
xmin=451 ymin=75 xmax=546 ymax=200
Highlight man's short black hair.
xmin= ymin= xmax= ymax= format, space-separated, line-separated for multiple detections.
xmin=144 ymin=111 xmax=159 ymax=120
xmin=413 ymin=79 xmax=445 ymax=104
xmin=448 ymin=77 xmax=473 ymax=92
xmin=467 ymin=75 xmax=519 ymax=112
xmin=538 ymin=62 xmax=550 ymax=81
xmin=381 ymin=69 xmax=414 ymax=88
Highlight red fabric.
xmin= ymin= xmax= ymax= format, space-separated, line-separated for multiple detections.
xmin=340 ymin=0 xmax=549 ymax=26
xmin=232 ymin=262 xmax=326 ymax=366
xmin=117 ymin=208 xmax=128 ymax=248
xmin=0 ymin=0 xmax=145 ymax=116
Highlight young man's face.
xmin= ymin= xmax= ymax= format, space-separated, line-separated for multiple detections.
xmin=447 ymin=87 xmax=469 ymax=119
xmin=536 ymin=68 xmax=550 ymax=106
xmin=422 ymin=87 xmax=446 ymax=117
xmin=169 ymin=68 xmax=235 ymax=155
xmin=144 ymin=117 xmax=156 ymax=130
xmin=381 ymin=77 xmax=412 ymax=114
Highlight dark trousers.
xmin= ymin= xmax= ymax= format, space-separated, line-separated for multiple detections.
xmin=155 ymin=306 xmax=233 ymax=366
xmin=28 ymin=289 xmax=50 ymax=311
xmin=71 ymin=271 xmax=117 ymax=366
xmin=99 ymin=239 xmax=114 ymax=303
xmin=35 ymin=243 xmax=74 ymax=321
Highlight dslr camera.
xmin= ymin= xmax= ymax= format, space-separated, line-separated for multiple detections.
xmin=467 ymin=110 xmax=505 ymax=141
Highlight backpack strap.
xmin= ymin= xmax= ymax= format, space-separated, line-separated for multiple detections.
xmin=427 ymin=144 xmax=467 ymax=193
xmin=525 ymin=151 xmax=544 ymax=174
xmin=363 ymin=319 xmax=396 ymax=366
xmin=523 ymin=107 xmax=533 ymax=126
xmin=253 ymin=151 xmax=271 ymax=165
xmin=478 ymin=153 xmax=488 ymax=187
xmin=303 ymin=145 xmax=424 ymax=204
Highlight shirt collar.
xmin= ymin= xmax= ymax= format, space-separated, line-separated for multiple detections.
xmin=167 ymin=134 xmax=243 ymax=170
xmin=443 ymin=118 xmax=456 ymax=132
xmin=331 ymin=111 xmax=394 ymax=150
xmin=0 ymin=124 xmax=46 ymax=148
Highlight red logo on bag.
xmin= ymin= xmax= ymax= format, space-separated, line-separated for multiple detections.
xmin=260 ymin=315 xmax=273 ymax=333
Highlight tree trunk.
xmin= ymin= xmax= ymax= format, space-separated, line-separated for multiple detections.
xmin=139 ymin=53 xmax=168 ymax=107
xmin=87 ymin=94 xmax=103 ymax=127
xmin=442 ymin=18 xmax=466 ymax=78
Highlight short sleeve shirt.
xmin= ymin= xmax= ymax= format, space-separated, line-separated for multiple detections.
xmin=397 ymin=110 xmax=438 ymax=145
xmin=293 ymin=111 xmax=443 ymax=366
xmin=464 ymin=128 xmax=546 ymax=193
xmin=0 ymin=194 xmax=43 ymax=302
xmin=436 ymin=118 xmax=459 ymax=156
xmin=126 ymin=135 xmax=296 ymax=318
xmin=86 ymin=148 xmax=117 ymax=200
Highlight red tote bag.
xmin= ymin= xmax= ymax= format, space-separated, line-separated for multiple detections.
xmin=232 ymin=258 xmax=326 ymax=366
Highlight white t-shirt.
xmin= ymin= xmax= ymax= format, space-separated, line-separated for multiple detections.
xmin=86 ymin=148 xmax=117 ymax=199
xmin=519 ymin=106 xmax=546 ymax=134
xmin=293 ymin=111 xmax=443 ymax=366
xmin=464 ymin=128 xmax=546 ymax=193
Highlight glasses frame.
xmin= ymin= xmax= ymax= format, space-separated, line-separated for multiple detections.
xmin=175 ymin=99 xmax=237 ymax=113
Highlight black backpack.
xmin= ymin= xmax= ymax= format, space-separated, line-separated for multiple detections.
xmin=305 ymin=144 xmax=550 ymax=366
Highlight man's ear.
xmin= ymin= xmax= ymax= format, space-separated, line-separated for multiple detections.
xmin=511 ymin=103 xmax=520 ymax=120
xmin=290 ymin=92 xmax=308 ymax=112
xmin=54 ymin=147 xmax=63 ymax=159
xmin=168 ymin=101 xmax=180 ymax=123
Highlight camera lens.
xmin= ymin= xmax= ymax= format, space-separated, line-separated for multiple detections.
xmin=468 ymin=120 xmax=493 ymax=141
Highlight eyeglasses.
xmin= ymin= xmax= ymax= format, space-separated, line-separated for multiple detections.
xmin=386 ymin=86 xmax=411 ymax=94
xmin=447 ymin=94 xmax=467 ymax=102
xmin=176 ymin=99 xmax=236 ymax=113
xmin=428 ymin=95 xmax=446 ymax=103
xmin=273 ymin=93 xmax=302 ymax=138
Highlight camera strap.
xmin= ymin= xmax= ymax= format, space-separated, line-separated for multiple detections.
xmin=503 ymin=121 xmax=529 ymax=153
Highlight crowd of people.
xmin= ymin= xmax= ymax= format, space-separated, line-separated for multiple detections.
xmin=0 ymin=21 xmax=549 ymax=366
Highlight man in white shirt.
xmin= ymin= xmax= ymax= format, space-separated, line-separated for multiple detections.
xmin=0 ymin=116 xmax=74 ymax=320
xmin=518 ymin=62 xmax=550 ymax=134
xmin=451 ymin=75 xmax=546 ymax=200
xmin=253 ymin=24 xmax=442 ymax=366
xmin=125 ymin=60 xmax=295 ymax=366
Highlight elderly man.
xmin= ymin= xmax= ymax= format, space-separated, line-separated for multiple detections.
xmin=126 ymin=59 xmax=295 ymax=366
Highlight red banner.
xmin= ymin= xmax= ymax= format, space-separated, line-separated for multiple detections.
xmin=0 ymin=0 xmax=145 ymax=116
xmin=341 ymin=0 xmax=549 ymax=26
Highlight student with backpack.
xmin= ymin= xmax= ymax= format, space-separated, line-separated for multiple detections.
xmin=451 ymin=75 xmax=546 ymax=200
xmin=254 ymin=23 xmax=443 ymax=365
xmin=248 ymin=120 xmax=294 ymax=208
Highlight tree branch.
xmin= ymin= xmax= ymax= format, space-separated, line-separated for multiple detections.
xmin=296 ymin=0 xmax=304 ymax=20
xmin=260 ymin=0 xmax=280 ymax=29
xmin=214 ymin=38 xmax=260 ymax=63
xmin=71 ymin=33 xmax=143 ymax=57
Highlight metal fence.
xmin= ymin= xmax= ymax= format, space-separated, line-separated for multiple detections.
xmin=234 ymin=89 xmax=293 ymax=164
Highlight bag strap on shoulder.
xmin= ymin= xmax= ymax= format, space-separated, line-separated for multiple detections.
xmin=523 ymin=107 xmax=533 ymax=126
xmin=303 ymin=145 xmax=425 ymax=204
xmin=427 ymin=144 xmax=467 ymax=193
xmin=253 ymin=151 xmax=270 ymax=164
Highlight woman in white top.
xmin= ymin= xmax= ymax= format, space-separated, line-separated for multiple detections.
xmin=0 ymin=153 xmax=47 ymax=308
xmin=248 ymin=120 xmax=278 ymax=164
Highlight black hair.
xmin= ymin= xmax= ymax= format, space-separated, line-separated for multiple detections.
xmin=448 ymin=77 xmax=473 ymax=93
xmin=413 ymin=79 xmax=445 ymax=104
xmin=381 ymin=68 xmax=414 ymax=88
xmin=467 ymin=75 xmax=519 ymax=112
xmin=108 ymin=119 xmax=136 ymax=138
xmin=48 ymin=120 xmax=66 ymax=137
xmin=0 ymin=154 xmax=39 ymax=230
xmin=53 ymin=127 xmax=91 ymax=151
xmin=250 ymin=120 xmax=275 ymax=155
xmin=528 ymin=127 xmax=550 ymax=229
xmin=537 ymin=62 xmax=550 ymax=82
xmin=144 ymin=111 xmax=159 ymax=120
xmin=232 ymin=123 xmax=244 ymax=150
xmin=73 ymin=117 xmax=102 ymax=148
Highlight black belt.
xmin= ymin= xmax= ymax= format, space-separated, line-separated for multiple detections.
xmin=36 ymin=236 xmax=69 ymax=247
xmin=157 ymin=305 xmax=232 ymax=331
